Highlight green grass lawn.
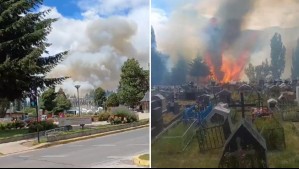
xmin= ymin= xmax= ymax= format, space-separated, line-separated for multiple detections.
xmin=152 ymin=119 xmax=299 ymax=168
xmin=0 ymin=129 xmax=29 ymax=139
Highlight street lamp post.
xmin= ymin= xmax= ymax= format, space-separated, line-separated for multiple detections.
xmin=75 ymin=85 xmax=81 ymax=116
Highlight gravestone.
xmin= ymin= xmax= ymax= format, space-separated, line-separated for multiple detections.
xmin=167 ymin=101 xmax=180 ymax=115
xmin=197 ymin=94 xmax=211 ymax=107
xmin=219 ymin=120 xmax=268 ymax=168
xmin=216 ymin=89 xmax=232 ymax=104
xmin=259 ymin=79 xmax=265 ymax=88
xmin=267 ymin=98 xmax=277 ymax=109
xmin=203 ymin=103 xmax=232 ymax=128
xmin=151 ymin=100 xmax=164 ymax=138
xmin=152 ymin=94 xmax=167 ymax=113
xmin=238 ymin=84 xmax=253 ymax=97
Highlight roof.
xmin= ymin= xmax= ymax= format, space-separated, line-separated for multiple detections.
xmin=216 ymin=89 xmax=232 ymax=96
xmin=141 ymin=91 xmax=149 ymax=102
xmin=238 ymin=84 xmax=253 ymax=91
xmin=267 ymin=98 xmax=277 ymax=103
xmin=224 ymin=119 xmax=267 ymax=150
xmin=152 ymin=94 xmax=165 ymax=101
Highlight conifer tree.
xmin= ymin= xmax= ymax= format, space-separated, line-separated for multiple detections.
xmin=0 ymin=0 xmax=68 ymax=101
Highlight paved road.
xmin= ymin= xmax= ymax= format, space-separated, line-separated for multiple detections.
xmin=0 ymin=128 xmax=149 ymax=168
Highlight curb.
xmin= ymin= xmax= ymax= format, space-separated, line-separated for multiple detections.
xmin=133 ymin=154 xmax=150 ymax=167
xmin=37 ymin=124 xmax=149 ymax=149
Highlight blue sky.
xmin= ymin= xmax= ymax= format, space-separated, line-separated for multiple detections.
xmin=44 ymin=0 xmax=82 ymax=19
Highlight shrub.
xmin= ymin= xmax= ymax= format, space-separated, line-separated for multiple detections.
xmin=98 ymin=112 xmax=111 ymax=121
xmin=6 ymin=123 xmax=13 ymax=130
xmin=15 ymin=121 xmax=26 ymax=129
xmin=0 ymin=123 xmax=6 ymax=130
xmin=28 ymin=121 xmax=58 ymax=133
xmin=108 ymin=107 xmax=138 ymax=124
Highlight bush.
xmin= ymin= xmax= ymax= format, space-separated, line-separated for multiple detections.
xmin=6 ymin=123 xmax=13 ymax=130
xmin=98 ymin=112 xmax=112 ymax=121
xmin=15 ymin=121 xmax=25 ymax=129
xmin=0 ymin=123 xmax=6 ymax=130
xmin=28 ymin=120 xmax=58 ymax=133
xmin=108 ymin=107 xmax=138 ymax=124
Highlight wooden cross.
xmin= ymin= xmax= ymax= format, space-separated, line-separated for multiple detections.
xmin=229 ymin=92 xmax=256 ymax=119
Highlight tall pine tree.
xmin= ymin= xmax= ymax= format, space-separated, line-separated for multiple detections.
xmin=0 ymin=0 xmax=68 ymax=101
xmin=270 ymin=33 xmax=286 ymax=80
xmin=118 ymin=58 xmax=149 ymax=108
xmin=171 ymin=56 xmax=188 ymax=85
xmin=189 ymin=55 xmax=210 ymax=84
xmin=291 ymin=39 xmax=299 ymax=79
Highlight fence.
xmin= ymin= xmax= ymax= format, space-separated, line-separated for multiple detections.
xmin=0 ymin=131 xmax=46 ymax=144
xmin=196 ymin=124 xmax=226 ymax=152
xmin=46 ymin=120 xmax=149 ymax=142
xmin=157 ymin=120 xmax=197 ymax=153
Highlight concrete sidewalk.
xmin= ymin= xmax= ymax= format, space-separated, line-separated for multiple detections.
xmin=0 ymin=139 xmax=45 ymax=155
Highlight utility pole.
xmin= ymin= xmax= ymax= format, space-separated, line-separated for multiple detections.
xmin=75 ymin=85 xmax=81 ymax=116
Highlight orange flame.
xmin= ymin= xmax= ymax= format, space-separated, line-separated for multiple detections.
xmin=221 ymin=51 xmax=250 ymax=83
xmin=204 ymin=32 xmax=257 ymax=83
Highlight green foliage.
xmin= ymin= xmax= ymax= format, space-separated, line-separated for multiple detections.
xmin=98 ymin=112 xmax=112 ymax=121
xmin=94 ymin=87 xmax=106 ymax=107
xmin=0 ymin=98 xmax=10 ymax=118
xmin=291 ymin=39 xmax=299 ymax=79
xmin=53 ymin=89 xmax=71 ymax=113
xmin=28 ymin=120 xmax=58 ymax=133
xmin=245 ymin=60 xmax=271 ymax=83
xmin=255 ymin=117 xmax=285 ymax=151
xmin=109 ymin=107 xmax=138 ymax=124
xmin=14 ymin=120 xmax=26 ymax=129
xmin=40 ymin=88 xmax=56 ymax=112
xmin=0 ymin=0 xmax=68 ymax=102
xmin=106 ymin=93 xmax=119 ymax=107
xmin=171 ymin=56 xmax=188 ymax=85
xmin=118 ymin=58 xmax=149 ymax=107
xmin=270 ymin=33 xmax=286 ymax=79
xmin=24 ymin=107 xmax=36 ymax=116
xmin=189 ymin=56 xmax=210 ymax=80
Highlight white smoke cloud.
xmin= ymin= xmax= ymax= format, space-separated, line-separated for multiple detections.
xmin=41 ymin=1 xmax=149 ymax=96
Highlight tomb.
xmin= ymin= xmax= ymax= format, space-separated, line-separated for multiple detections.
xmin=219 ymin=120 xmax=268 ymax=168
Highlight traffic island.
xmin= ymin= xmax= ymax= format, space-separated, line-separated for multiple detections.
xmin=37 ymin=122 xmax=149 ymax=149
xmin=133 ymin=154 xmax=150 ymax=167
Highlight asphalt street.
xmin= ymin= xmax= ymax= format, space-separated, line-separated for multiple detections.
xmin=0 ymin=127 xmax=149 ymax=168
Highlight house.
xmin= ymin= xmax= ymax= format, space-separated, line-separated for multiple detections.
xmin=140 ymin=91 xmax=149 ymax=113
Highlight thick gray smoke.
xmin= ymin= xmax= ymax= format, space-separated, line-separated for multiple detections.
xmin=153 ymin=0 xmax=299 ymax=81
xmin=205 ymin=0 xmax=256 ymax=81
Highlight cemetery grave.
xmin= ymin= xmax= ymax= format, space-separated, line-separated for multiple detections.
xmin=254 ymin=117 xmax=286 ymax=151
xmin=152 ymin=84 xmax=299 ymax=168
xmin=154 ymin=119 xmax=197 ymax=153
